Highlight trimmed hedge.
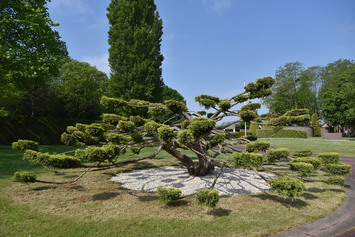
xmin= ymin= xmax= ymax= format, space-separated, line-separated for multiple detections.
xmin=245 ymin=141 xmax=270 ymax=152
xmin=293 ymin=150 xmax=313 ymax=157
xmin=324 ymin=176 xmax=345 ymax=186
xmin=232 ymin=152 xmax=264 ymax=168
xmin=266 ymin=148 xmax=290 ymax=162
xmin=12 ymin=140 xmax=39 ymax=151
xmin=196 ymin=189 xmax=219 ymax=208
xmin=317 ymin=152 xmax=340 ymax=165
xmin=13 ymin=171 xmax=37 ymax=183
xmin=289 ymin=162 xmax=314 ymax=177
xmin=322 ymin=163 xmax=352 ymax=176
xmin=291 ymin=157 xmax=322 ymax=170
xmin=23 ymin=150 xmax=81 ymax=168
xmin=157 ymin=186 xmax=182 ymax=203
xmin=271 ymin=176 xmax=306 ymax=200
xmin=256 ymin=129 xmax=308 ymax=138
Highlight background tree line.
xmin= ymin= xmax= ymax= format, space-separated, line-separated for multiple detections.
xmin=262 ymin=59 xmax=355 ymax=129
xmin=0 ymin=0 xmax=184 ymax=120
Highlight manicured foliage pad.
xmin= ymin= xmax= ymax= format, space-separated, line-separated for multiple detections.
xmin=157 ymin=186 xmax=182 ymax=203
xmin=196 ymin=189 xmax=220 ymax=208
xmin=232 ymin=152 xmax=264 ymax=168
xmin=12 ymin=140 xmax=39 ymax=151
xmin=245 ymin=141 xmax=270 ymax=152
xmin=266 ymin=148 xmax=290 ymax=162
xmin=271 ymin=176 xmax=306 ymax=200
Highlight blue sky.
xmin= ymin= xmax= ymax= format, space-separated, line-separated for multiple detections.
xmin=47 ymin=0 xmax=355 ymax=116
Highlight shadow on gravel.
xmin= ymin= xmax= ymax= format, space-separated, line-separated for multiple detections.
xmin=92 ymin=192 xmax=120 ymax=201
xmin=207 ymin=208 xmax=232 ymax=217
xmin=251 ymin=193 xmax=309 ymax=209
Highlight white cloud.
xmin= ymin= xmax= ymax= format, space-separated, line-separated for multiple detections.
xmin=83 ymin=53 xmax=110 ymax=75
xmin=202 ymin=0 xmax=232 ymax=14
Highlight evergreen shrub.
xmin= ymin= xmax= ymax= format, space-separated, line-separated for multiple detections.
xmin=289 ymin=162 xmax=314 ymax=177
xmin=324 ymin=176 xmax=345 ymax=186
xmin=232 ymin=152 xmax=264 ymax=168
xmin=13 ymin=171 xmax=37 ymax=183
xmin=196 ymin=189 xmax=219 ymax=208
xmin=157 ymin=186 xmax=182 ymax=203
xmin=317 ymin=152 xmax=340 ymax=165
xmin=243 ymin=135 xmax=257 ymax=141
xmin=271 ymin=176 xmax=306 ymax=200
xmin=266 ymin=148 xmax=290 ymax=162
xmin=323 ymin=163 xmax=351 ymax=176
xmin=245 ymin=141 xmax=270 ymax=152
xmin=12 ymin=139 xmax=39 ymax=151
xmin=291 ymin=157 xmax=322 ymax=170
xmin=293 ymin=150 xmax=313 ymax=157
xmin=256 ymin=129 xmax=308 ymax=138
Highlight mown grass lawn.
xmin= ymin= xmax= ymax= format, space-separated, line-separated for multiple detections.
xmin=258 ymin=137 xmax=355 ymax=157
xmin=0 ymin=143 xmax=348 ymax=237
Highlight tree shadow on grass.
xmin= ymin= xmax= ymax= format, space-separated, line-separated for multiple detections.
xmin=166 ymin=199 xmax=190 ymax=207
xmin=31 ymin=186 xmax=58 ymax=191
xmin=128 ymin=191 xmax=159 ymax=202
xmin=207 ymin=208 xmax=232 ymax=217
xmin=251 ymin=193 xmax=309 ymax=209
xmin=307 ymin=187 xmax=325 ymax=193
xmin=92 ymin=192 xmax=120 ymax=201
xmin=301 ymin=192 xmax=318 ymax=200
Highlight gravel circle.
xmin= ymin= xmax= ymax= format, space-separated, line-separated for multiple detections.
xmin=110 ymin=166 xmax=276 ymax=196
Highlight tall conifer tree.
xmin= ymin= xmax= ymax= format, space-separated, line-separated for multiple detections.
xmin=107 ymin=0 xmax=164 ymax=102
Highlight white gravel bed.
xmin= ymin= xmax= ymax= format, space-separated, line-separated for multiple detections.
xmin=110 ymin=166 xmax=276 ymax=196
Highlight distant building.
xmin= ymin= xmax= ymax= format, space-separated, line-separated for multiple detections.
xmin=223 ymin=123 xmax=241 ymax=132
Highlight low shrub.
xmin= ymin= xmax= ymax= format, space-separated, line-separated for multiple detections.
xmin=157 ymin=186 xmax=182 ymax=203
xmin=85 ymin=124 xmax=105 ymax=137
xmin=266 ymin=148 xmax=290 ymax=162
xmin=131 ymin=133 xmax=143 ymax=143
xmin=290 ymin=157 xmax=322 ymax=170
xmin=271 ymin=176 xmax=306 ymax=200
xmin=85 ymin=145 xmax=119 ymax=162
xmin=289 ymin=162 xmax=314 ymax=177
xmin=256 ymin=129 xmax=308 ymax=138
xmin=324 ymin=176 xmax=345 ymax=186
xmin=118 ymin=121 xmax=135 ymax=133
xmin=12 ymin=139 xmax=39 ymax=151
xmin=130 ymin=147 xmax=141 ymax=155
xmin=322 ymin=163 xmax=352 ymax=176
xmin=245 ymin=141 xmax=270 ymax=152
xmin=13 ymin=171 xmax=37 ymax=183
xmin=230 ymin=132 xmax=244 ymax=138
xmin=196 ymin=189 xmax=219 ymax=208
xmin=232 ymin=152 xmax=264 ymax=168
xmin=243 ymin=135 xmax=257 ymax=141
xmin=293 ymin=150 xmax=313 ymax=157
xmin=130 ymin=116 xmax=146 ymax=127
xmin=317 ymin=152 xmax=340 ymax=165
xmin=23 ymin=150 xmax=81 ymax=168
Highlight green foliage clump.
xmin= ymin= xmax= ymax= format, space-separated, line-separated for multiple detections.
xmin=66 ymin=126 xmax=77 ymax=133
xmin=13 ymin=171 xmax=36 ymax=183
xmin=130 ymin=116 xmax=146 ymax=127
xmin=266 ymin=148 xmax=290 ymax=162
xmin=118 ymin=121 xmax=135 ymax=133
xmin=284 ymin=109 xmax=309 ymax=117
xmin=238 ymin=110 xmax=257 ymax=122
xmin=244 ymin=77 xmax=275 ymax=99
xmin=75 ymin=123 xmax=87 ymax=132
xmin=102 ymin=113 xmax=126 ymax=125
xmin=157 ymin=125 xmax=176 ymax=143
xmin=256 ymin=129 xmax=308 ymax=138
xmin=180 ymin=119 xmax=191 ymax=129
xmin=249 ymin=123 xmax=259 ymax=135
xmin=311 ymin=114 xmax=321 ymax=137
xmin=230 ymin=132 xmax=245 ymax=138
xmin=242 ymin=135 xmax=257 ymax=141
xmin=271 ymin=176 xmax=306 ymax=200
xmin=232 ymin=152 xmax=264 ymax=168
xmin=100 ymin=96 xmax=127 ymax=109
xmin=197 ymin=111 xmax=206 ymax=116
xmin=196 ymin=189 xmax=219 ymax=208
xmin=23 ymin=150 xmax=81 ymax=168
xmin=130 ymin=147 xmax=141 ymax=155
xmin=317 ymin=152 xmax=340 ymax=165
xmin=233 ymin=94 xmax=249 ymax=103
xmin=148 ymin=106 xmax=166 ymax=117
xmin=209 ymin=133 xmax=226 ymax=147
xmin=323 ymin=163 xmax=352 ymax=176
xmin=156 ymin=186 xmax=182 ymax=203
xmin=324 ymin=176 xmax=345 ymax=186
xmin=218 ymin=100 xmax=232 ymax=111
xmin=241 ymin=103 xmax=261 ymax=111
xmin=165 ymin=100 xmax=187 ymax=114
xmin=289 ymin=162 xmax=314 ymax=177
xmin=245 ymin=141 xmax=270 ymax=152
xmin=293 ymin=150 xmax=313 ymax=157
xmin=12 ymin=140 xmax=39 ymax=151
xmin=144 ymin=121 xmax=162 ymax=135
xmin=207 ymin=112 xmax=214 ymax=118
xmin=195 ymin=95 xmax=220 ymax=109
xmin=188 ymin=117 xmax=216 ymax=139
xmin=84 ymin=145 xmax=119 ymax=162
xmin=177 ymin=130 xmax=194 ymax=144
xmin=85 ymin=124 xmax=104 ymax=137
xmin=60 ymin=133 xmax=82 ymax=146
xmin=291 ymin=157 xmax=322 ymax=170
xmin=131 ymin=133 xmax=143 ymax=143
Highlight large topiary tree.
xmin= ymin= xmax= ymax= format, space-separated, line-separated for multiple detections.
xmin=13 ymin=77 xmax=275 ymax=178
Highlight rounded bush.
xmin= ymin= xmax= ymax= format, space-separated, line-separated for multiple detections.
xmin=12 ymin=140 xmax=39 ymax=151
xmin=245 ymin=141 xmax=270 ymax=152
xmin=118 ymin=121 xmax=135 ymax=133
xmin=324 ymin=176 xmax=345 ymax=186
xmin=289 ymin=162 xmax=314 ymax=177
xmin=157 ymin=125 xmax=176 ymax=143
xmin=196 ymin=189 xmax=219 ymax=208
xmin=13 ymin=171 xmax=37 ymax=183
xmin=291 ymin=157 xmax=322 ymax=170
xmin=271 ymin=176 xmax=306 ymax=200
xmin=157 ymin=186 xmax=182 ymax=203
xmin=293 ymin=150 xmax=312 ymax=157
xmin=317 ymin=152 xmax=340 ymax=165
xmin=232 ymin=152 xmax=264 ymax=168
xmin=266 ymin=148 xmax=290 ymax=162
xmin=322 ymin=163 xmax=351 ymax=176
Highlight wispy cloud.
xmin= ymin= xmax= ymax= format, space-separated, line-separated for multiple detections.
xmin=83 ymin=53 xmax=110 ymax=75
xmin=202 ymin=0 xmax=232 ymax=14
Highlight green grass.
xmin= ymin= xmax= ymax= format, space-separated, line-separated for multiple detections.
xmin=0 ymin=145 xmax=348 ymax=237
xmin=258 ymin=138 xmax=355 ymax=157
